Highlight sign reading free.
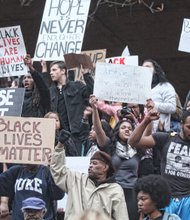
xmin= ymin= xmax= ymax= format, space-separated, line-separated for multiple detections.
xmin=0 ymin=116 xmax=55 ymax=164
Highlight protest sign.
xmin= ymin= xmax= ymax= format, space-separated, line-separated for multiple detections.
xmin=75 ymin=48 xmax=107 ymax=81
xmin=105 ymin=55 xmax=138 ymax=66
xmin=178 ymin=18 xmax=190 ymax=53
xmin=93 ymin=62 xmax=153 ymax=104
xmin=0 ymin=116 xmax=55 ymax=164
xmin=64 ymin=53 xmax=93 ymax=69
xmin=121 ymin=46 xmax=130 ymax=56
xmin=57 ymin=156 xmax=90 ymax=209
xmin=34 ymin=0 xmax=91 ymax=61
xmin=0 ymin=88 xmax=25 ymax=116
xmin=0 ymin=25 xmax=27 ymax=77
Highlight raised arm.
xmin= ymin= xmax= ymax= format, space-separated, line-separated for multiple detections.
xmin=128 ymin=110 xmax=160 ymax=148
xmin=89 ymin=95 xmax=108 ymax=147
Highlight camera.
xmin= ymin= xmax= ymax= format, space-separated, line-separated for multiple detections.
xmin=120 ymin=106 xmax=132 ymax=116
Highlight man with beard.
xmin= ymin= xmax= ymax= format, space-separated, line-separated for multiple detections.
xmin=128 ymin=110 xmax=190 ymax=219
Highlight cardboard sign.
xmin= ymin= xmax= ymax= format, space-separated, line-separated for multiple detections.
xmin=178 ymin=18 xmax=190 ymax=53
xmin=0 ymin=116 xmax=55 ymax=164
xmin=33 ymin=0 xmax=91 ymax=61
xmin=93 ymin=62 xmax=153 ymax=104
xmin=0 ymin=88 xmax=25 ymax=116
xmin=64 ymin=53 xmax=93 ymax=69
xmin=105 ymin=55 xmax=138 ymax=66
xmin=0 ymin=25 xmax=27 ymax=77
xmin=75 ymin=48 xmax=107 ymax=81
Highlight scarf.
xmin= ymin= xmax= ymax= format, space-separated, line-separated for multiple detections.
xmin=115 ymin=141 xmax=137 ymax=159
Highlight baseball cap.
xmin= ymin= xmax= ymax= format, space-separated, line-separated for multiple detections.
xmin=21 ymin=197 xmax=46 ymax=211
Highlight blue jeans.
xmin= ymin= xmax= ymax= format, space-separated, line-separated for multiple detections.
xmin=165 ymin=196 xmax=190 ymax=220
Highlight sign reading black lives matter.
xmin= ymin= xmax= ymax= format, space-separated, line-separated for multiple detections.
xmin=0 ymin=116 xmax=55 ymax=164
xmin=0 ymin=25 xmax=27 ymax=77
xmin=33 ymin=0 xmax=91 ymax=61
xmin=0 ymin=88 xmax=25 ymax=116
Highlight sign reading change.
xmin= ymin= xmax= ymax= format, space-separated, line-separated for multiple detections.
xmin=0 ymin=116 xmax=55 ymax=164
xmin=34 ymin=0 xmax=91 ymax=61
xmin=93 ymin=62 xmax=153 ymax=104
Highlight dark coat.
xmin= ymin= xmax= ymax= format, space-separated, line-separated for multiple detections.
xmin=50 ymin=73 xmax=94 ymax=134
xmin=21 ymin=71 xmax=51 ymax=118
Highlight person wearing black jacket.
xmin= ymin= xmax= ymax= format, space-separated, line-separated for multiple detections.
xmin=21 ymin=55 xmax=51 ymax=118
xmin=49 ymin=62 xmax=93 ymax=132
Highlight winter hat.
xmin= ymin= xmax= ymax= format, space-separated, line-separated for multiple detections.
xmin=21 ymin=197 xmax=46 ymax=211
xmin=91 ymin=151 xmax=115 ymax=177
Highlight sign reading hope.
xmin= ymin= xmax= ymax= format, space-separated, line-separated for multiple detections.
xmin=34 ymin=0 xmax=91 ymax=61
xmin=0 ymin=116 xmax=55 ymax=164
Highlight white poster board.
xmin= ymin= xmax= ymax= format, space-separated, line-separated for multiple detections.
xmin=105 ymin=55 xmax=138 ymax=66
xmin=93 ymin=62 xmax=153 ymax=104
xmin=34 ymin=0 xmax=91 ymax=61
xmin=57 ymin=156 xmax=90 ymax=210
xmin=0 ymin=25 xmax=27 ymax=77
xmin=178 ymin=18 xmax=190 ymax=53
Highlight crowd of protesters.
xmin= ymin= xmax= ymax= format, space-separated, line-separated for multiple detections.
xmin=0 ymin=55 xmax=190 ymax=220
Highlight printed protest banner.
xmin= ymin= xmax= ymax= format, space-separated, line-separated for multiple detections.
xmin=93 ymin=62 xmax=153 ymax=104
xmin=105 ymin=55 xmax=138 ymax=66
xmin=0 ymin=25 xmax=27 ymax=77
xmin=75 ymin=48 xmax=107 ymax=81
xmin=34 ymin=0 xmax=91 ymax=61
xmin=57 ymin=156 xmax=90 ymax=209
xmin=0 ymin=116 xmax=55 ymax=164
xmin=178 ymin=18 xmax=190 ymax=53
xmin=0 ymin=88 xmax=25 ymax=116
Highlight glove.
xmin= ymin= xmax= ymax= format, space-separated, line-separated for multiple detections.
xmin=59 ymin=129 xmax=71 ymax=144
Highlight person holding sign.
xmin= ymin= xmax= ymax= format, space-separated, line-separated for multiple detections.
xmin=49 ymin=60 xmax=94 ymax=155
xmin=21 ymin=54 xmax=51 ymax=118
xmin=89 ymin=95 xmax=140 ymax=220
xmin=50 ymin=131 xmax=129 ymax=220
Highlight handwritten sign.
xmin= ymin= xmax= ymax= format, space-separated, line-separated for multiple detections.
xmin=0 ymin=88 xmax=25 ymax=116
xmin=34 ymin=0 xmax=91 ymax=61
xmin=105 ymin=55 xmax=138 ymax=66
xmin=178 ymin=18 xmax=190 ymax=53
xmin=0 ymin=25 xmax=27 ymax=77
xmin=75 ymin=48 xmax=107 ymax=81
xmin=0 ymin=116 xmax=55 ymax=164
xmin=93 ymin=62 xmax=153 ymax=104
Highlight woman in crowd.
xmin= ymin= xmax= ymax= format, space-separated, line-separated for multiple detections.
xmin=89 ymin=95 xmax=140 ymax=220
xmin=135 ymin=174 xmax=181 ymax=220
xmin=142 ymin=59 xmax=176 ymax=132
xmin=44 ymin=111 xmax=78 ymax=156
